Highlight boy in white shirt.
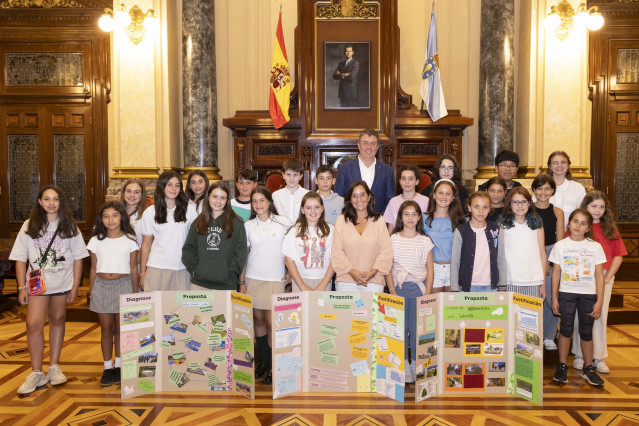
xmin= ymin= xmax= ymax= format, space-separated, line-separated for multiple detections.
xmin=272 ymin=159 xmax=309 ymax=223
xmin=231 ymin=169 xmax=258 ymax=222
xmin=314 ymin=165 xmax=344 ymax=225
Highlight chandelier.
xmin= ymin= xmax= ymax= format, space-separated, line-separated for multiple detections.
xmin=545 ymin=0 xmax=604 ymax=40
xmin=98 ymin=3 xmax=158 ymax=45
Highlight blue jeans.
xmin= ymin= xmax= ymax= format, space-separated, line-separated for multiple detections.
xmin=469 ymin=285 xmax=496 ymax=292
xmin=543 ymin=245 xmax=560 ymax=340
xmin=395 ymin=282 xmax=425 ymax=362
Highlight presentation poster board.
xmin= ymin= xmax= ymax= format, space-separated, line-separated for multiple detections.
xmin=414 ymin=294 xmax=440 ymax=403
xmin=375 ymin=293 xmax=406 ymax=402
xmin=510 ymin=293 xmax=543 ymax=405
xmin=273 ymin=292 xmax=405 ymax=401
xmin=119 ymin=291 xmax=255 ymax=400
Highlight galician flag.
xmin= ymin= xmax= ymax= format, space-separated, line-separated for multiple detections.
xmin=419 ymin=2 xmax=447 ymax=122
xmin=269 ymin=8 xmax=291 ymax=129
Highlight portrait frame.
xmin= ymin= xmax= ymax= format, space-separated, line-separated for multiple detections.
xmin=324 ymin=41 xmax=371 ymax=110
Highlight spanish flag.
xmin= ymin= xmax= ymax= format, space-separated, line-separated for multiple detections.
xmin=269 ymin=9 xmax=291 ymax=129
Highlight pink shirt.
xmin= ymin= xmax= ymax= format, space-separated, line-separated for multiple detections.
xmin=470 ymin=226 xmax=491 ymax=286
xmin=383 ymin=194 xmax=429 ymax=227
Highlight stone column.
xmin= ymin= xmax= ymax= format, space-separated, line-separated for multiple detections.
xmin=182 ymin=0 xmax=221 ymax=180
xmin=475 ymin=0 xmax=515 ymax=178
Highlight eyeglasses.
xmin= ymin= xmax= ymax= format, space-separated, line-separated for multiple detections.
xmin=511 ymin=200 xmax=529 ymax=207
xmin=439 ymin=165 xmax=454 ymax=171
xmin=498 ymin=163 xmax=517 ymax=170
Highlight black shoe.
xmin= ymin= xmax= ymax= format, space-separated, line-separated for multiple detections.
xmin=255 ymin=363 xmax=267 ymax=380
xmin=263 ymin=369 xmax=272 ymax=386
xmin=113 ymin=367 xmax=121 ymax=385
xmin=553 ymin=363 xmax=568 ymax=384
xmin=581 ymin=365 xmax=604 ymax=387
xmin=100 ymin=368 xmax=115 ymax=387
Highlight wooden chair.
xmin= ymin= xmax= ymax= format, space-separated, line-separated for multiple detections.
xmin=263 ymin=170 xmax=286 ymax=193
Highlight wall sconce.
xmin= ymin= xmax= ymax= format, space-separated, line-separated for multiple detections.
xmin=545 ymin=0 xmax=603 ymax=40
xmin=98 ymin=3 xmax=158 ymax=45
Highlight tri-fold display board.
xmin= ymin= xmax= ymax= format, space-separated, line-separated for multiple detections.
xmin=272 ymin=291 xmax=543 ymax=405
xmin=119 ymin=291 xmax=255 ymax=400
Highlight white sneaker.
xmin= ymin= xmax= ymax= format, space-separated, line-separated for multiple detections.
xmin=405 ymin=360 xmax=415 ymax=384
xmin=46 ymin=364 xmax=67 ymax=386
xmin=543 ymin=339 xmax=557 ymax=350
xmin=17 ymin=371 xmax=49 ymax=395
xmin=594 ymin=359 xmax=610 ymax=374
xmin=573 ymin=356 xmax=584 ymax=370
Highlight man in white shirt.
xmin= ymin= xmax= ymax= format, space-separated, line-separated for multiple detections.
xmin=334 ymin=129 xmax=395 ymax=214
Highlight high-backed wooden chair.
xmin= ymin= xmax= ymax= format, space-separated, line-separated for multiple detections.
xmin=264 ymin=170 xmax=286 ymax=194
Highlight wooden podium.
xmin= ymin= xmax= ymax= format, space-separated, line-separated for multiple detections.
xmin=223 ymin=0 xmax=473 ymax=189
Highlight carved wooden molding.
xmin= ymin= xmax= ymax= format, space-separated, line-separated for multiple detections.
xmin=302 ymin=146 xmax=312 ymax=169
xmin=383 ymin=146 xmax=393 ymax=166
xmin=316 ymin=0 xmax=379 ymax=19
xmin=1 ymin=0 xmax=82 ymax=7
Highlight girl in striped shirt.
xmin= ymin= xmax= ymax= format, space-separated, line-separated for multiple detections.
xmin=386 ymin=200 xmax=434 ymax=384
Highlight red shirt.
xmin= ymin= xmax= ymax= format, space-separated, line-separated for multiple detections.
xmin=566 ymin=223 xmax=627 ymax=270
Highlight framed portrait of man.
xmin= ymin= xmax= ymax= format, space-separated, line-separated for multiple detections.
xmin=324 ymin=41 xmax=371 ymax=110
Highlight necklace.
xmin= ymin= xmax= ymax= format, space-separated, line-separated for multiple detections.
xmin=402 ymin=192 xmax=416 ymax=201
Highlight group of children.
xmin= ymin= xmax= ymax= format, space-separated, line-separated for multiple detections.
xmin=9 ymin=149 xmax=626 ymax=395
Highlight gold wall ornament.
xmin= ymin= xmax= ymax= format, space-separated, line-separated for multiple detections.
xmin=125 ymin=5 xmax=146 ymax=45
xmin=1 ymin=0 xmax=81 ymax=7
xmin=545 ymin=0 xmax=604 ymax=40
xmin=317 ymin=0 xmax=378 ymax=19
xmin=98 ymin=3 xmax=157 ymax=45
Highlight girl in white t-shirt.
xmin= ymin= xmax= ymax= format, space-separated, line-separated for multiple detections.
xmin=546 ymin=151 xmax=586 ymax=227
xmin=87 ymin=201 xmax=139 ymax=388
xmin=239 ymin=186 xmax=291 ymax=385
xmin=121 ymin=178 xmax=148 ymax=248
xmin=386 ymin=200 xmax=434 ymax=384
xmin=10 ymin=185 xmax=89 ymax=395
xmin=500 ymin=187 xmax=546 ymax=298
xmin=282 ymin=192 xmax=334 ymax=292
xmin=550 ymin=209 xmax=606 ymax=387
xmin=140 ymin=171 xmax=197 ymax=291
xmin=185 ymin=169 xmax=209 ymax=214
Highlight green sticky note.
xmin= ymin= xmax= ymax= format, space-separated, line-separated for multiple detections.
xmin=167 ymin=369 xmax=182 ymax=385
xmin=233 ymin=369 xmax=253 ymax=385
xmin=207 ymin=334 xmax=222 ymax=347
xmin=320 ymin=324 xmax=339 ymax=338
xmin=122 ymin=360 xmax=137 ymax=380
xmin=200 ymin=305 xmax=213 ymax=313
xmin=188 ymin=361 xmax=200 ymax=369
xmin=208 ymin=374 xmax=221 ymax=386
xmin=181 ymin=336 xmax=193 ymax=344
xmin=123 ymin=345 xmax=152 ymax=360
xmin=212 ymin=353 xmax=226 ymax=365
xmin=321 ymin=352 xmax=338 ymax=365
xmin=334 ymin=304 xmax=351 ymax=309
xmin=233 ymin=337 xmax=252 ymax=352
xmin=317 ymin=338 xmax=336 ymax=353
xmin=138 ymin=379 xmax=154 ymax=392
xmin=212 ymin=323 xmax=225 ymax=332
xmin=168 ymin=316 xmax=180 ymax=325
xmin=160 ymin=341 xmax=171 ymax=349
xmin=426 ymin=315 xmax=436 ymax=332
xmin=176 ymin=291 xmax=214 ymax=304
xmin=172 ymin=350 xmax=185 ymax=359
xmin=121 ymin=304 xmax=151 ymax=313
xmin=196 ymin=324 xmax=208 ymax=333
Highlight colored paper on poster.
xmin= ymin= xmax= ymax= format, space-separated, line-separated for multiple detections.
xmin=176 ymin=291 xmax=214 ymax=305
xmin=208 ymin=374 xmax=221 ymax=386
xmin=121 ymin=332 xmax=140 ymax=351
xmin=377 ymin=337 xmax=389 ymax=352
xmin=347 ymin=332 xmax=367 ymax=346
xmin=195 ymin=324 xmax=208 ymax=333
xmin=199 ymin=305 xmax=213 ymax=313
xmin=317 ymin=338 xmax=336 ymax=353
xmin=160 ymin=341 xmax=171 ymax=349
xmin=207 ymin=334 xmax=222 ymax=347
xmin=138 ymin=379 xmax=154 ymax=392
xmin=388 ymin=352 xmax=401 ymax=369
xmin=167 ymin=369 xmax=182 ymax=384
xmin=351 ymin=346 xmax=369 ymax=360
xmin=123 ymin=345 xmax=152 ymax=360
xmin=188 ymin=361 xmax=200 ymax=369
xmin=357 ymin=373 xmax=371 ymax=391
xmin=321 ymin=352 xmax=338 ymax=365
xmin=320 ymin=324 xmax=339 ymax=337
xmin=211 ymin=353 xmax=226 ymax=365
xmin=320 ymin=313 xmax=336 ymax=320
xmin=275 ymin=327 xmax=302 ymax=348
xmin=121 ymin=304 xmax=151 ymax=313
xmin=233 ymin=369 xmax=253 ymax=385
xmin=233 ymin=337 xmax=253 ymax=352
xmin=122 ymin=360 xmax=137 ymax=380
xmin=181 ymin=336 xmax=192 ymax=343
xmin=350 ymin=360 xmax=369 ymax=376
xmin=275 ymin=373 xmax=299 ymax=395
xmin=352 ymin=320 xmax=370 ymax=332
